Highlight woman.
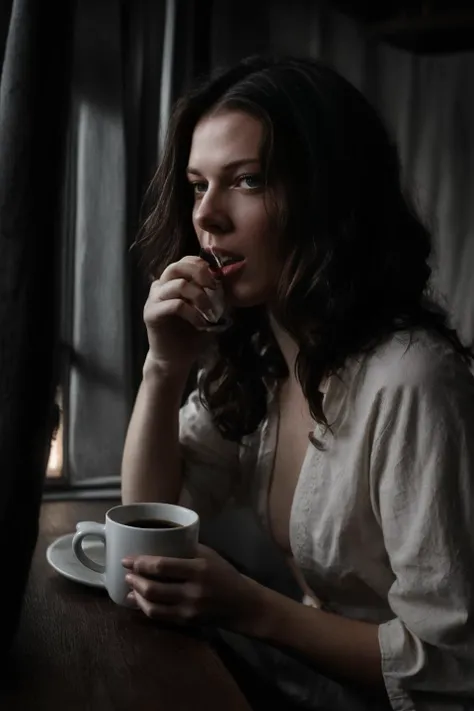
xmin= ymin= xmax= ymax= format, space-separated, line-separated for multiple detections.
xmin=121 ymin=55 xmax=474 ymax=710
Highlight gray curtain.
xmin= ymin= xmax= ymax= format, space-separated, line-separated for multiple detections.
xmin=64 ymin=0 xmax=137 ymax=489
xmin=62 ymin=0 xmax=164 ymax=489
xmin=62 ymin=0 xmax=212 ymax=488
xmin=0 ymin=0 xmax=74 ymax=659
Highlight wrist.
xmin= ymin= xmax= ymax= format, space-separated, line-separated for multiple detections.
xmin=236 ymin=577 xmax=282 ymax=639
xmin=142 ymin=352 xmax=189 ymax=390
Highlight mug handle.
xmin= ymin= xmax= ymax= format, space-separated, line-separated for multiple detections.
xmin=72 ymin=521 xmax=106 ymax=574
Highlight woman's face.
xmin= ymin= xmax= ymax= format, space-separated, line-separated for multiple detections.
xmin=187 ymin=109 xmax=283 ymax=308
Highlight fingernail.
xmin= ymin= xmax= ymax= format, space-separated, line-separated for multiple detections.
xmin=127 ymin=591 xmax=139 ymax=609
xmin=122 ymin=557 xmax=134 ymax=567
xmin=204 ymin=308 xmax=217 ymax=322
xmin=125 ymin=574 xmax=133 ymax=584
xmin=196 ymin=306 xmax=217 ymax=324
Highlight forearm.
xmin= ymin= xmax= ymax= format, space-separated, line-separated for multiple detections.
xmin=121 ymin=354 xmax=186 ymax=505
xmin=247 ymin=583 xmax=384 ymax=689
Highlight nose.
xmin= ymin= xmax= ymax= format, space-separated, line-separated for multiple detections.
xmin=193 ymin=187 xmax=231 ymax=236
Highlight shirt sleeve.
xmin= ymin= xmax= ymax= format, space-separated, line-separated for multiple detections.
xmin=178 ymin=388 xmax=242 ymax=519
xmin=370 ymin=358 xmax=474 ymax=702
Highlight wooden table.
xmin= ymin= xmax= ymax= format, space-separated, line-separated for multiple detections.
xmin=1 ymin=500 xmax=252 ymax=711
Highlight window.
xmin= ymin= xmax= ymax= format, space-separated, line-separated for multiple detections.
xmin=46 ymin=388 xmax=64 ymax=479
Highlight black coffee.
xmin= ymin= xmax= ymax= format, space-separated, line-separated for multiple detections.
xmin=126 ymin=518 xmax=183 ymax=529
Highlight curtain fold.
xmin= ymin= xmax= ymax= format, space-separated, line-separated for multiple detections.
xmin=65 ymin=0 xmax=213 ymax=486
xmin=67 ymin=0 xmax=132 ymax=486
xmin=0 ymin=0 xmax=74 ymax=659
xmin=64 ymin=0 xmax=168 ymax=487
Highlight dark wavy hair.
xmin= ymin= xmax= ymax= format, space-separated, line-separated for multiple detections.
xmin=137 ymin=54 xmax=472 ymax=443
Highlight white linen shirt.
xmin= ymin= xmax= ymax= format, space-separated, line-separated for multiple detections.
xmin=178 ymin=330 xmax=474 ymax=711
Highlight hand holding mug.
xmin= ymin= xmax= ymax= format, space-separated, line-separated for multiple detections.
xmin=72 ymin=503 xmax=199 ymax=607
xmin=122 ymin=543 xmax=266 ymax=635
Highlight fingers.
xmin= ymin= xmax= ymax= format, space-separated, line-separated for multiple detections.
xmin=128 ymin=590 xmax=196 ymax=625
xmin=125 ymin=554 xmax=204 ymax=580
xmin=152 ymin=278 xmax=216 ymax=319
xmin=125 ymin=562 xmax=204 ymax=624
xmin=125 ymin=575 xmax=187 ymax=604
xmin=144 ymin=255 xmax=222 ymax=332
xmin=160 ymin=256 xmax=218 ymax=290
xmin=144 ymin=297 xmax=210 ymax=331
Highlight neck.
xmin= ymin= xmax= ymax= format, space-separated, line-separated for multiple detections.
xmin=268 ymin=312 xmax=299 ymax=384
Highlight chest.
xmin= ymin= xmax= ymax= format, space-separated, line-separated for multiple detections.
xmin=267 ymin=383 xmax=314 ymax=553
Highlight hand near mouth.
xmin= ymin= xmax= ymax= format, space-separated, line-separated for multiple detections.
xmin=197 ymin=248 xmax=235 ymax=331
xmin=199 ymin=247 xmax=223 ymax=273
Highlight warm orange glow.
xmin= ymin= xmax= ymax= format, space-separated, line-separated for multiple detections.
xmin=47 ymin=389 xmax=63 ymax=478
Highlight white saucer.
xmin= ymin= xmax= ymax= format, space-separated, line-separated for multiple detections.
xmin=46 ymin=533 xmax=105 ymax=589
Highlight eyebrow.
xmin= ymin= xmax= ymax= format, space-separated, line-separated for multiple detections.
xmin=186 ymin=158 xmax=260 ymax=176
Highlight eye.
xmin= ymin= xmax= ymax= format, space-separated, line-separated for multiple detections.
xmin=191 ymin=181 xmax=207 ymax=196
xmin=237 ymin=174 xmax=263 ymax=190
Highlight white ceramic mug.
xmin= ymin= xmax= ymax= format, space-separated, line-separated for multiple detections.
xmin=72 ymin=502 xmax=199 ymax=606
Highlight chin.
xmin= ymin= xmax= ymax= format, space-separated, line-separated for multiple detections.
xmin=225 ymin=283 xmax=269 ymax=309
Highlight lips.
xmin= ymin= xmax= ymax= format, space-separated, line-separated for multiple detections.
xmin=199 ymin=247 xmax=245 ymax=272
xmin=219 ymin=260 xmax=246 ymax=278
